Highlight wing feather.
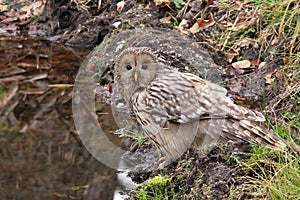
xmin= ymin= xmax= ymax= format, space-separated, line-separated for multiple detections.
xmin=140 ymin=71 xmax=264 ymax=125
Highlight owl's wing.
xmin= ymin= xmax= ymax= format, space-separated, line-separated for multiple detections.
xmin=144 ymin=72 xmax=265 ymax=126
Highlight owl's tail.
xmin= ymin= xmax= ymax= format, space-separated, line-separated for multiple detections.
xmin=215 ymin=103 xmax=287 ymax=149
xmin=215 ymin=118 xmax=287 ymax=149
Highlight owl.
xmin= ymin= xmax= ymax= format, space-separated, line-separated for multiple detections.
xmin=113 ymin=47 xmax=286 ymax=163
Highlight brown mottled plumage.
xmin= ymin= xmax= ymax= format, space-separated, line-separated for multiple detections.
xmin=114 ymin=47 xmax=286 ymax=162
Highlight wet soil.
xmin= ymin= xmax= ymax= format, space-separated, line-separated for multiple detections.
xmin=126 ymin=143 xmax=254 ymax=199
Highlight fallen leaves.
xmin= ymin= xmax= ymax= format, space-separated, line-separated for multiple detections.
xmin=0 ymin=4 xmax=8 ymax=12
xmin=154 ymin=0 xmax=173 ymax=7
xmin=250 ymin=58 xmax=260 ymax=67
xmin=189 ymin=18 xmax=215 ymax=34
xmin=258 ymin=61 xmax=266 ymax=69
xmin=172 ymin=16 xmax=215 ymax=35
xmin=232 ymin=60 xmax=251 ymax=69
xmin=237 ymin=38 xmax=254 ymax=48
xmin=229 ymin=57 xmax=272 ymax=76
xmin=159 ymin=16 xmax=172 ymax=24
xmin=18 ymin=1 xmax=44 ymax=21
xmin=117 ymin=0 xmax=125 ymax=13
xmin=264 ymin=70 xmax=275 ymax=84
xmin=0 ymin=0 xmax=45 ymax=34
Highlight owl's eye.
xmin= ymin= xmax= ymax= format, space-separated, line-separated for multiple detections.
xmin=141 ymin=64 xmax=148 ymax=70
xmin=126 ymin=65 xmax=132 ymax=70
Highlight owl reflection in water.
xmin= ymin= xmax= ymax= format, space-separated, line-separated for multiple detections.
xmin=113 ymin=47 xmax=286 ymax=164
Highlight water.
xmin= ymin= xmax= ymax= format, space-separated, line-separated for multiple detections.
xmin=0 ymin=36 xmax=132 ymax=199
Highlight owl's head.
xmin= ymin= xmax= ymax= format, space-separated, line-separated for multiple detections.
xmin=114 ymin=47 xmax=159 ymax=82
xmin=114 ymin=47 xmax=162 ymax=102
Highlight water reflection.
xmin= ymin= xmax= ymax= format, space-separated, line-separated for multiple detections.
xmin=0 ymin=37 xmax=126 ymax=200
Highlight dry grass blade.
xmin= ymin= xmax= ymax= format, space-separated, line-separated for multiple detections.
xmin=48 ymin=84 xmax=74 ymax=88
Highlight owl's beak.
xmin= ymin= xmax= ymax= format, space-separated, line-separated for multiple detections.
xmin=134 ymin=71 xmax=138 ymax=81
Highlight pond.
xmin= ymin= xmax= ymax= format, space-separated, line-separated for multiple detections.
xmin=0 ymin=36 xmax=130 ymax=199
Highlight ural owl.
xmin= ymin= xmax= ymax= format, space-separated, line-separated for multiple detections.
xmin=113 ymin=47 xmax=286 ymax=162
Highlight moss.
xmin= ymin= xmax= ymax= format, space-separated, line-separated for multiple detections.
xmin=134 ymin=175 xmax=169 ymax=200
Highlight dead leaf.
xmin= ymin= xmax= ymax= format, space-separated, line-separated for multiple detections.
xmin=232 ymin=60 xmax=251 ymax=69
xmin=0 ymin=4 xmax=8 ymax=12
xmin=237 ymin=38 xmax=253 ymax=48
xmin=226 ymin=65 xmax=236 ymax=76
xmin=19 ymin=88 xmax=45 ymax=94
xmin=145 ymin=1 xmax=159 ymax=11
xmin=1 ymin=66 xmax=26 ymax=76
xmin=4 ymin=24 xmax=18 ymax=32
xmin=189 ymin=17 xmax=215 ymax=34
xmin=174 ymin=25 xmax=189 ymax=35
xmin=178 ymin=19 xmax=189 ymax=28
xmin=154 ymin=0 xmax=173 ymax=6
xmin=1 ymin=17 xmax=18 ymax=24
xmin=235 ymin=67 xmax=245 ymax=75
xmin=258 ymin=61 xmax=266 ymax=69
xmin=282 ymin=57 xmax=289 ymax=65
xmin=175 ymin=19 xmax=189 ymax=34
xmin=250 ymin=58 xmax=260 ymax=67
xmin=265 ymin=70 xmax=275 ymax=84
xmin=197 ymin=18 xmax=215 ymax=29
xmin=112 ymin=21 xmax=122 ymax=28
xmin=189 ymin=22 xmax=199 ymax=34
xmin=4 ymin=9 xmax=17 ymax=17
xmin=225 ymin=53 xmax=236 ymax=63
xmin=207 ymin=0 xmax=214 ymax=4
xmin=117 ymin=0 xmax=125 ymax=13
xmin=0 ymin=75 xmax=26 ymax=82
xmin=18 ymin=1 xmax=44 ymax=21
xmin=159 ymin=16 xmax=172 ymax=24
xmin=235 ymin=18 xmax=256 ymax=30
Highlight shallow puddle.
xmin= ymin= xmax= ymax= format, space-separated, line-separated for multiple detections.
xmin=0 ymin=36 xmax=129 ymax=199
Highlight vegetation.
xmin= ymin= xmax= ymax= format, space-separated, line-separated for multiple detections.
xmin=114 ymin=129 xmax=145 ymax=146
xmin=215 ymin=0 xmax=299 ymax=59
xmin=130 ymin=0 xmax=300 ymax=199
xmin=134 ymin=175 xmax=169 ymax=200
xmin=235 ymin=67 xmax=299 ymax=199
xmin=234 ymin=147 xmax=300 ymax=199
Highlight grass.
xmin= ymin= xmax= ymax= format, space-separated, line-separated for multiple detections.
xmin=114 ymin=129 xmax=144 ymax=146
xmin=256 ymin=0 xmax=300 ymax=58
xmin=232 ymin=147 xmax=300 ymax=199
xmin=230 ymin=65 xmax=300 ymax=199
xmin=214 ymin=0 xmax=300 ymax=60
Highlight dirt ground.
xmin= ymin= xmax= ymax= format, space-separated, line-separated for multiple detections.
xmin=1 ymin=0 xmax=299 ymax=199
